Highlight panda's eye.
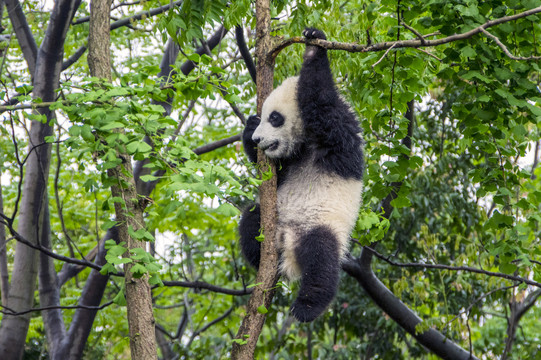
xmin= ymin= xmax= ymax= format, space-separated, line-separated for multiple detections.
xmin=269 ymin=111 xmax=285 ymax=127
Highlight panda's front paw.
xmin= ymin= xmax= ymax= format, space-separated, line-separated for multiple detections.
xmin=303 ymin=27 xmax=327 ymax=41
xmin=243 ymin=115 xmax=260 ymax=146
xmin=245 ymin=115 xmax=261 ymax=132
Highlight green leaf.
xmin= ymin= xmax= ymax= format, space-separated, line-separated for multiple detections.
xmin=216 ymin=203 xmax=240 ymax=216
xmin=257 ymin=305 xmax=268 ymax=314
xmin=100 ymin=121 xmax=126 ymax=131
xmin=499 ymin=262 xmax=517 ymax=275
xmin=130 ymin=263 xmax=148 ymax=278
xmin=101 ymin=220 xmax=118 ymax=231
xmin=113 ymin=288 xmax=127 ymax=306
xmin=390 ymin=194 xmax=411 ymax=209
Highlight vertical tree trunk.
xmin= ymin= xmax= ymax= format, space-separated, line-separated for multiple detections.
xmin=88 ymin=1 xmax=158 ymax=359
xmin=38 ymin=198 xmax=67 ymax=358
xmin=0 ymin=184 xmax=9 ymax=306
xmin=231 ymin=0 xmax=279 ymax=358
xmin=0 ymin=2 xmax=82 ymax=358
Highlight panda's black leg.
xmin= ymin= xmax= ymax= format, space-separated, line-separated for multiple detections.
xmin=291 ymin=226 xmax=340 ymax=322
xmin=239 ymin=203 xmax=262 ymax=269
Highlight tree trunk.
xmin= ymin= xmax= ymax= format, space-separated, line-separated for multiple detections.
xmin=231 ymin=1 xmax=279 ymax=358
xmin=88 ymin=0 xmax=158 ymax=358
xmin=0 ymin=183 xmax=9 ymax=306
xmin=38 ymin=198 xmax=67 ymax=358
xmin=0 ymin=1 xmax=82 ymax=358
xmin=62 ymin=230 xmax=113 ymax=360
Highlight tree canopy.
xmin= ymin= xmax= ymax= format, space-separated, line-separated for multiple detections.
xmin=0 ymin=0 xmax=540 ymax=359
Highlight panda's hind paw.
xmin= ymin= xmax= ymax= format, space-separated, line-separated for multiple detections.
xmin=302 ymin=27 xmax=326 ymax=41
xmin=290 ymin=298 xmax=326 ymax=323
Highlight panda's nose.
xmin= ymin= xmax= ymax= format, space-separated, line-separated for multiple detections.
xmin=253 ymin=136 xmax=261 ymax=144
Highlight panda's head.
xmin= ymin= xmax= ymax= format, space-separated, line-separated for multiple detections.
xmin=252 ymin=77 xmax=304 ymax=159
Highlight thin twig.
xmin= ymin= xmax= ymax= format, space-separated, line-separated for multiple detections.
xmin=364 ymin=246 xmax=541 ymax=288
xmin=372 ymin=43 xmax=397 ymax=68
xmin=480 ymin=27 xmax=541 ymax=60
xmin=0 ymin=300 xmax=114 ymax=316
xmin=188 ymin=306 xmax=234 ymax=344
xmin=401 ymin=22 xmax=426 ymax=44
xmin=161 ymin=280 xmax=251 ymax=296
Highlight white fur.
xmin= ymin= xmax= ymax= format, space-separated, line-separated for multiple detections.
xmin=276 ymin=157 xmax=363 ymax=280
xmin=252 ymin=77 xmax=303 ymax=159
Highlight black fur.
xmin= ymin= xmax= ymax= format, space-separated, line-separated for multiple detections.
xmin=269 ymin=111 xmax=285 ymax=127
xmin=299 ymin=28 xmax=364 ymax=180
xmin=291 ymin=225 xmax=340 ymax=323
xmin=239 ymin=203 xmax=261 ymax=268
xmin=242 ymin=115 xmax=260 ymax=163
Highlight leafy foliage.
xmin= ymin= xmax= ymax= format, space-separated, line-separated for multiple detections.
xmin=0 ymin=0 xmax=540 ymax=359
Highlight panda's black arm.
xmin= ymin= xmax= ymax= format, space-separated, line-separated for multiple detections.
xmin=298 ymin=28 xmax=364 ymax=179
xmin=242 ymin=115 xmax=260 ymax=163
xmin=298 ymin=28 xmax=360 ymax=147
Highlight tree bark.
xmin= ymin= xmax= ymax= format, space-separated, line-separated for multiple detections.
xmin=0 ymin=183 xmax=9 ymax=306
xmin=0 ymin=1 xmax=82 ymax=358
xmin=4 ymin=0 xmax=38 ymax=74
xmin=88 ymin=0 xmax=158 ymax=358
xmin=50 ymin=228 xmax=113 ymax=360
xmin=501 ymin=289 xmax=541 ymax=359
xmin=38 ymin=199 xmax=67 ymax=358
xmin=231 ymin=0 xmax=279 ymax=358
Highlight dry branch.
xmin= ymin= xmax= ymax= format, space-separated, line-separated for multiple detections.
xmin=270 ymin=5 xmax=541 ymax=59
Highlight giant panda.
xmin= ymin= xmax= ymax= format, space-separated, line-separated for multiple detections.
xmin=239 ymin=28 xmax=364 ymax=323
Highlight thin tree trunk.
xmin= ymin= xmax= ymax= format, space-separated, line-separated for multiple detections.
xmin=62 ymin=229 xmax=114 ymax=360
xmin=88 ymin=0 xmax=158 ymax=358
xmin=0 ymin=182 xmax=9 ymax=306
xmin=38 ymin=198 xmax=67 ymax=358
xmin=231 ymin=0 xmax=279 ymax=358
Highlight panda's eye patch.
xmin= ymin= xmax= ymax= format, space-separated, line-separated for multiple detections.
xmin=269 ymin=111 xmax=285 ymax=128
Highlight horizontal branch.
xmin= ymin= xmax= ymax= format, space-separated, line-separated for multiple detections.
xmin=0 ymin=216 xmax=103 ymax=271
xmin=0 ymin=101 xmax=59 ymax=112
xmin=72 ymin=1 xmax=183 ymax=27
xmin=193 ymin=134 xmax=241 ymax=155
xmin=366 ymin=247 xmax=541 ymax=288
xmin=161 ymin=280 xmax=252 ymax=296
xmin=270 ymin=5 xmax=541 ymax=59
xmin=109 ymin=1 xmax=183 ymax=31
xmin=0 ymin=300 xmax=113 ymax=316
xmin=63 ymin=1 xmax=184 ymax=70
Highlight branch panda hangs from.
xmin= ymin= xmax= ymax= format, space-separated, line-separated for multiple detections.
xmin=239 ymin=28 xmax=364 ymax=322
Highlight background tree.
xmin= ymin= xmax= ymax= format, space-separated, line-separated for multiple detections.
xmin=0 ymin=1 xmax=540 ymax=359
